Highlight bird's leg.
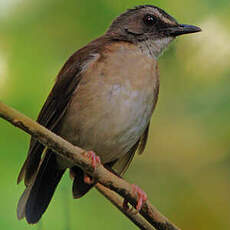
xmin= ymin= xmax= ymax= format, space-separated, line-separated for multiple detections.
xmin=123 ymin=184 xmax=147 ymax=214
xmin=83 ymin=151 xmax=101 ymax=184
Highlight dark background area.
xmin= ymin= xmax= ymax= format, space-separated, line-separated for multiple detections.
xmin=0 ymin=0 xmax=230 ymax=229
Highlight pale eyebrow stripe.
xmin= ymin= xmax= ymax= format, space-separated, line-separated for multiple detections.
xmin=152 ymin=8 xmax=176 ymax=25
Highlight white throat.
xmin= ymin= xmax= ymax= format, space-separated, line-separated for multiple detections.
xmin=138 ymin=37 xmax=174 ymax=59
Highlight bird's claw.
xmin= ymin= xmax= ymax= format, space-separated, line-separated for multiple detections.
xmin=123 ymin=184 xmax=147 ymax=214
xmin=83 ymin=151 xmax=101 ymax=184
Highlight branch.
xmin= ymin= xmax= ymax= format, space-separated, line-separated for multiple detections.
xmin=96 ymin=184 xmax=155 ymax=230
xmin=0 ymin=101 xmax=181 ymax=230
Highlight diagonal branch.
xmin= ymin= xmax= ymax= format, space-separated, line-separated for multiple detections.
xmin=0 ymin=101 xmax=181 ymax=230
xmin=95 ymin=184 xmax=155 ymax=230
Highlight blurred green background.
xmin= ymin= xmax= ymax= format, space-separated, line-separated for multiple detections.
xmin=1 ymin=0 xmax=230 ymax=229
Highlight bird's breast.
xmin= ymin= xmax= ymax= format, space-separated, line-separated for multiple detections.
xmin=59 ymin=42 xmax=159 ymax=163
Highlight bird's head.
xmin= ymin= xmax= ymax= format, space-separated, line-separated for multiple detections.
xmin=107 ymin=5 xmax=201 ymax=58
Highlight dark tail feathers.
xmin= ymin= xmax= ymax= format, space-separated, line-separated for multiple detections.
xmin=71 ymin=166 xmax=95 ymax=199
xmin=17 ymin=150 xmax=65 ymax=224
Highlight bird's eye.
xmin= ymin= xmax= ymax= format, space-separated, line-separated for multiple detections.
xmin=143 ymin=14 xmax=156 ymax=26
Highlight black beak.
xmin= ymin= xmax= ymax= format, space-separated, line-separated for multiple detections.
xmin=165 ymin=24 xmax=202 ymax=36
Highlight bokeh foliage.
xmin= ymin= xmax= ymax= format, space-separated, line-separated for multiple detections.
xmin=0 ymin=0 xmax=230 ymax=229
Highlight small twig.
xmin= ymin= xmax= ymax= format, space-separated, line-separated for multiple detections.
xmin=0 ymin=101 xmax=181 ymax=230
xmin=96 ymin=183 xmax=156 ymax=230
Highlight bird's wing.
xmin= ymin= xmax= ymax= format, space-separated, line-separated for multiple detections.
xmin=17 ymin=39 xmax=103 ymax=186
xmin=111 ymin=123 xmax=150 ymax=176
xmin=137 ymin=123 xmax=150 ymax=155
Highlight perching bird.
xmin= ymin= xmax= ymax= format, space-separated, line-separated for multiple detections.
xmin=17 ymin=5 xmax=201 ymax=224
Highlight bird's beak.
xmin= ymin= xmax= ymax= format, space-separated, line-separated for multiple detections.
xmin=165 ymin=24 xmax=202 ymax=36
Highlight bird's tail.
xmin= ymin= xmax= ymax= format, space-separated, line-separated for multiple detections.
xmin=70 ymin=166 xmax=95 ymax=199
xmin=17 ymin=150 xmax=65 ymax=224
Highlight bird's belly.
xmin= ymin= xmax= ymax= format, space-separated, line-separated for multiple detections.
xmin=60 ymin=84 xmax=155 ymax=164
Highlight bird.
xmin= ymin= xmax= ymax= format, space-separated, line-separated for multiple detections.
xmin=16 ymin=5 xmax=201 ymax=224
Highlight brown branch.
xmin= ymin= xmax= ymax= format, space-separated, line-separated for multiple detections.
xmin=96 ymin=184 xmax=155 ymax=230
xmin=0 ymin=101 xmax=181 ymax=230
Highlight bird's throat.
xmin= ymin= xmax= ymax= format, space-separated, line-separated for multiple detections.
xmin=137 ymin=37 xmax=174 ymax=58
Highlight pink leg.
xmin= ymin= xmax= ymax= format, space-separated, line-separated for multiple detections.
xmin=132 ymin=185 xmax=147 ymax=211
xmin=83 ymin=151 xmax=101 ymax=184
xmin=123 ymin=184 xmax=147 ymax=213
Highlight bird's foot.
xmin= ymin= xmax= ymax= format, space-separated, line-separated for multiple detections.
xmin=123 ymin=184 xmax=147 ymax=214
xmin=83 ymin=151 xmax=101 ymax=184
